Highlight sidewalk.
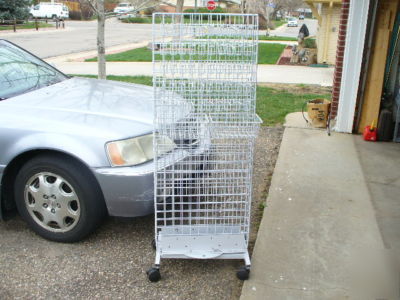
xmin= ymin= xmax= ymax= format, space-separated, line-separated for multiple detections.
xmin=241 ymin=113 xmax=398 ymax=299
xmin=259 ymin=40 xmax=298 ymax=45
xmin=47 ymin=61 xmax=334 ymax=86
xmin=43 ymin=35 xmax=333 ymax=86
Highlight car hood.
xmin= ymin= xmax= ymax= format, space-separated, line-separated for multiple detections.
xmin=0 ymin=77 xmax=160 ymax=140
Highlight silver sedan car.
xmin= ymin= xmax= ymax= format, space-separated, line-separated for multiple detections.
xmin=0 ymin=40 xmax=205 ymax=242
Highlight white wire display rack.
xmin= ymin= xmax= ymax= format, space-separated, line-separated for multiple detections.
xmin=148 ymin=13 xmax=261 ymax=282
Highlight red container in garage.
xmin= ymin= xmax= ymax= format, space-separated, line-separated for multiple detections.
xmin=363 ymin=120 xmax=377 ymax=141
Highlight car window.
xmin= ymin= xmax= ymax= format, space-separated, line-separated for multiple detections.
xmin=0 ymin=40 xmax=68 ymax=99
xmin=119 ymin=3 xmax=128 ymax=7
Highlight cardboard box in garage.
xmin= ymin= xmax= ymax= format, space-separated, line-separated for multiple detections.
xmin=307 ymin=99 xmax=331 ymax=128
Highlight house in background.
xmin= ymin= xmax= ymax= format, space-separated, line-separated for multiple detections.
xmin=41 ymin=0 xmax=118 ymax=17
xmin=295 ymin=7 xmax=313 ymax=18
xmin=306 ymin=0 xmax=342 ymax=65
xmin=159 ymin=0 xmax=207 ymax=12
xmin=39 ymin=0 xmax=80 ymax=11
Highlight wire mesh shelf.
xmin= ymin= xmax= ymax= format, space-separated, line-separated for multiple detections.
xmin=149 ymin=13 xmax=261 ymax=282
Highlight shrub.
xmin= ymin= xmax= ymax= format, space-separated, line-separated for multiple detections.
xmin=80 ymin=2 xmax=94 ymax=20
xmin=183 ymin=7 xmax=226 ymax=20
xmin=142 ymin=7 xmax=155 ymax=15
xmin=0 ymin=0 xmax=31 ymax=20
xmin=69 ymin=10 xmax=82 ymax=20
xmin=122 ymin=17 xmax=151 ymax=23
xmin=304 ymin=38 xmax=316 ymax=49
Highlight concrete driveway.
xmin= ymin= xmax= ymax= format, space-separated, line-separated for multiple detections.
xmin=0 ymin=215 xmax=242 ymax=299
xmin=241 ymin=113 xmax=400 ymax=299
xmin=1 ymin=18 xmax=152 ymax=58
xmin=0 ymin=124 xmax=283 ymax=299
xmin=355 ymin=138 xmax=400 ymax=251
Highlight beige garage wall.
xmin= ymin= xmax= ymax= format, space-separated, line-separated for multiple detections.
xmin=316 ymin=3 xmax=341 ymax=65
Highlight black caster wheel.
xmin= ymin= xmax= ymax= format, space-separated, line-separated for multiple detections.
xmin=151 ymin=239 xmax=156 ymax=250
xmin=236 ymin=266 xmax=250 ymax=280
xmin=147 ymin=267 xmax=161 ymax=282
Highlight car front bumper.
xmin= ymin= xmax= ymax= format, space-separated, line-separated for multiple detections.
xmin=93 ymin=163 xmax=155 ymax=217
xmin=93 ymin=136 xmax=210 ymax=218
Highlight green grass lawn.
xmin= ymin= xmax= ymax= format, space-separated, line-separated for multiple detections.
xmin=257 ymin=86 xmax=331 ymax=126
xmin=259 ymin=36 xmax=297 ymax=41
xmin=86 ymin=47 xmax=152 ymax=62
xmin=258 ymin=43 xmax=285 ymax=64
xmin=121 ymin=17 xmax=221 ymax=24
xmin=0 ymin=22 xmax=53 ymax=31
xmin=195 ymin=35 xmax=296 ymax=41
xmin=121 ymin=17 xmax=152 ymax=24
xmin=86 ymin=43 xmax=285 ymax=64
xmin=121 ymin=16 xmax=286 ymax=29
xmin=72 ymin=75 xmax=331 ymax=126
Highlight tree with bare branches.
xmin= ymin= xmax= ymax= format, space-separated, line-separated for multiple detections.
xmin=285 ymin=0 xmax=303 ymax=13
xmin=82 ymin=0 xmax=106 ymax=79
xmin=126 ymin=0 xmax=163 ymax=13
xmin=159 ymin=0 xmax=184 ymax=12
xmin=175 ymin=0 xmax=184 ymax=13
xmin=271 ymin=0 xmax=303 ymax=17
xmin=81 ymin=0 xmax=161 ymax=79
xmin=245 ymin=0 xmax=303 ymax=28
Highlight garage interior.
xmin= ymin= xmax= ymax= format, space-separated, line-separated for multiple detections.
xmin=355 ymin=0 xmax=400 ymax=141
xmin=351 ymin=0 xmax=400 ymax=256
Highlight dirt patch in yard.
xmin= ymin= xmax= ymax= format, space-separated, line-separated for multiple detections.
xmin=258 ymin=82 xmax=332 ymax=95
xmin=0 ymin=126 xmax=283 ymax=300
xmin=249 ymin=126 xmax=284 ymax=254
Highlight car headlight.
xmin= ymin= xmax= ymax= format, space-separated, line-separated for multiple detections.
xmin=106 ymin=134 xmax=175 ymax=167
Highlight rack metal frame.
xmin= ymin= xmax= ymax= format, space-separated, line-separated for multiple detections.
xmin=148 ymin=13 xmax=261 ymax=282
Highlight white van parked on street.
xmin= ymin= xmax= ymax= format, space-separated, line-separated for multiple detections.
xmin=113 ymin=3 xmax=134 ymax=14
xmin=30 ymin=2 xmax=69 ymax=19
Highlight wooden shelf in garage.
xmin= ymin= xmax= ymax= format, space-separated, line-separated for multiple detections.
xmin=357 ymin=0 xmax=399 ymax=133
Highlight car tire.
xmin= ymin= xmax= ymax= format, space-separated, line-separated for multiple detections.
xmin=14 ymin=154 xmax=107 ymax=243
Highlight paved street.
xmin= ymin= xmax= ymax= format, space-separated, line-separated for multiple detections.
xmin=269 ymin=18 xmax=318 ymax=38
xmin=1 ymin=18 xmax=318 ymax=59
xmin=0 ymin=18 xmax=152 ymax=58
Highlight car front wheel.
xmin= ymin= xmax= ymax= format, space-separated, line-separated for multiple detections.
xmin=14 ymin=154 xmax=106 ymax=242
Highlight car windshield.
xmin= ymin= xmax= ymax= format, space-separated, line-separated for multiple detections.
xmin=0 ymin=40 xmax=67 ymax=100
xmin=289 ymin=18 xmax=296 ymax=21
xmin=119 ymin=3 xmax=128 ymax=7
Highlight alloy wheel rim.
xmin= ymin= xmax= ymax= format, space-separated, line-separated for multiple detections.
xmin=24 ymin=172 xmax=81 ymax=233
